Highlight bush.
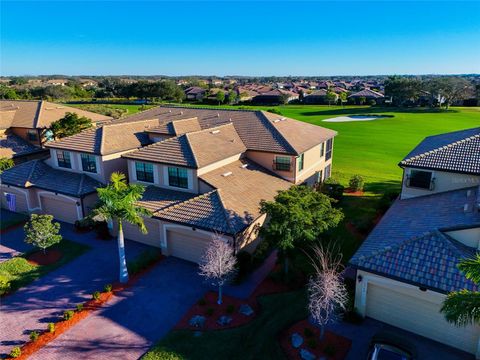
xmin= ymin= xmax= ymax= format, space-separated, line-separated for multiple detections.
xmin=320 ymin=181 xmax=344 ymax=201
xmin=378 ymin=190 xmax=400 ymax=213
xmin=197 ymin=298 xmax=207 ymax=306
xmin=47 ymin=323 xmax=55 ymax=333
xmin=226 ymin=304 xmax=235 ymax=314
xmin=303 ymin=327 xmax=314 ymax=338
xmin=104 ymin=284 xmax=112 ymax=293
xmin=74 ymin=217 xmax=94 ymax=231
xmin=76 ymin=303 xmax=84 ymax=312
xmin=324 ymin=343 xmax=337 ymax=356
xmin=29 ymin=330 xmax=39 ymax=342
xmin=92 ymin=291 xmax=101 ymax=300
xmin=205 ymin=307 xmax=214 ymax=317
xmin=94 ymin=221 xmax=111 ymax=240
xmin=307 ymin=339 xmax=317 ymax=349
xmin=127 ymin=249 xmax=162 ymax=275
xmin=63 ymin=310 xmax=74 ymax=321
xmin=9 ymin=347 xmax=21 ymax=358
xmin=0 ymin=272 xmax=11 ymax=295
xmin=349 ymin=174 xmax=364 ymax=192
xmin=266 ymin=108 xmax=282 ymax=115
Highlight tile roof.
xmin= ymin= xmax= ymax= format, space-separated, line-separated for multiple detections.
xmin=0 ymin=134 xmax=42 ymax=158
xmin=350 ymin=186 xmax=480 ymax=293
xmin=400 ymin=127 xmax=480 ymax=175
xmin=348 ymin=89 xmax=384 ymax=98
xmin=0 ymin=100 xmax=111 ymax=129
xmin=1 ymin=160 xmax=101 ymax=197
xmin=147 ymin=117 xmax=201 ymax=136
xmin=137 ymin=186 xmax=196 ymax=212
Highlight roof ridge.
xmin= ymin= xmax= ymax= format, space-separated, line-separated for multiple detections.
xmin=159 ymin=105 xmax=257 ymax=113
xmin=99 ymin=126 xmax=106 ymax=155
xmin=25 ymin=160 xmax=39 ymax=186
xmin=257 ymin=111 xmax=297 ymax=155
xmin=34 ymin=101 xmax=44 ymax=128
xmin=77 ymin=174 xmax=85 ymax=196
xmin=184 ymin=121 xmax=234 ymax=136
xmin=184 ymin=133 xmax=199 ymax=168
xmin=214 ymin=188 xmax=236 ymax=234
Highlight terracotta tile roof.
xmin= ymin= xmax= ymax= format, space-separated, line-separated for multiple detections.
xmin=123 ymin=123 xmax=246 ymax=168
xmin=0 ymin=134 xmax=42 ymax=158
xmin=348 ymin=89 xmax=384 ymax=98
xmin=0 ymin=100 xmax=111 ymax=129
xmin=45 ymin=119 xmax=160 ymax=155
xmin=0 ymin=160 xmax=101 ymax=196
xmin=400 ymin=127 xmax=480 ymax=175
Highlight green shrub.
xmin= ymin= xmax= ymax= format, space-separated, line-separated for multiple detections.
xmin=205 ymin=307 xmax=214 ymax=317
xmin=307 ymin=339 xmax=317 ymax=349
xmin=324 ymin=343 xmax=336 ymax=356
xmin=29 ymin=330 xmax=39 ymax=342
xmin=303 ymin=327 xmax=314 ymax=338
xmin=74 ymin=217 xmax=94 ymax=231
xmin=197 ymin=298 xmax=207 ymax=306
xmin=266 ymin=108 xmax=282 ymax=115
xmin=76 ymin=303 xmax=84 ymax=312
xmin=63 ymin=310 xmax=75 ymax=321
xmin=349 ymin=174 xmax=364 ymax=192
xmin=47 ymin=323 xmax=55 ymax=333
xmin=92 ymin=291 xmax=101 ymax=300
xmin=94 ymin=221 xmax=111 ymax=240
xmin=9 ymin=347 xmax=21 ymax=358
xmin=104 ymin=284 xmax=113 ymax=293
xmin=142 ymin=347 xmax=183 ymax=360
xmin=0 ymin=157 xmax=14 ymax=173
xmin=127 ymin=249 xmax=162 ymax=275
xmin=320 ymin=181 xmax=344 ymax=201
xmin=226 ymin=304 xmax=235 ymax=314
xmin=0 ymin=272 xmax=11 ymax=295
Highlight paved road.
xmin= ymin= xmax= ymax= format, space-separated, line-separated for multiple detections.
xmin=0 ymin=223 xmax=150 ymax=358
xmin=29 ymin=257 xmax=207 ymax=360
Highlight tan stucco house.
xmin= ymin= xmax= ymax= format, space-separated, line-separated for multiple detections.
xmin=350 ymin=127 xmax=480 ymax=357
xmin=1 ymin=105 xmax=336 ymax=264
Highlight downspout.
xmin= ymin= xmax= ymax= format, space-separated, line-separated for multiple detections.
xmin=80 ymin=196 xmax=85 ymax=218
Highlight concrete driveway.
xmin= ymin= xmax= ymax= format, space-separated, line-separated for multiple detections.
xmin=29 ymin=257 xmax=207 ymax=360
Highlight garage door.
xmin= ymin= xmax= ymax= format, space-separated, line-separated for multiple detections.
xmin=167 ymin=229 xmax=211 ymax=264
xmin=40 ymin=196 xmax=78 ymax=224
xmin=1 ymin=188 xmax=29 ymax=213
xmin=366 ymin=282 xmax=480 ymax=354
xmin=123 ymin=219 xmax=161 ymax=247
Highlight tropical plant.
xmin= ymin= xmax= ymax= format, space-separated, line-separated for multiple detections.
xmin=441 ymin=254 xmax=480 ymax=326
xmin=198 ymin=234 xmax=237 ymax=304
xmin=93 ymin=172 xmax=152 ymax=283
xmin=24 ymin=214 xmax=62 ymax=254
xmin=0 ymin=157 xmax=14 ymax=174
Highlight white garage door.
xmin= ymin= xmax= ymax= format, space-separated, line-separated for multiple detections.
xmin=366 ymin=282 xmax=480 ymax=354
xmin=167 ymin=229 xmax=211 ymax=264
xmin=40 ymin=196 xmax=78 ymax=224
xmin=123 ymin=219 xmax=161 ymax=247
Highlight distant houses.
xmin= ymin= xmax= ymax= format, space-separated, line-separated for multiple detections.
xmin=348 ymin=88 xmax=385 ymax=104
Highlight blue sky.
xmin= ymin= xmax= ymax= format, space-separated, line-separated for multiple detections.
xmin=1 ymin=1 xmax=479 ymax=76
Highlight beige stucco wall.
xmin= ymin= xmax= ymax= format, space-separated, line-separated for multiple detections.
xmin=196 ymin=153 xmax=243 ymax=176
xmin=246 ymin=150 xmax=295 ymax=182
xmin=445 ymin=227 xmax=480 ymax=249
xmin=0 ymin=185 xmax=30 ymax=213
xmin=10 ymin=127 xmax=42 ymax=146
xmin=294 ymin=141 xmax=333 ymax=185
xmin=400 ymin=167 xmax=480 ymax=199
xmin=236 ymin=214 xmax=267 ymax=253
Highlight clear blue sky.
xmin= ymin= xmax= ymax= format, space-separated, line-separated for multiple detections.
xmin=1 ymin=1 xmax=479 ymax=76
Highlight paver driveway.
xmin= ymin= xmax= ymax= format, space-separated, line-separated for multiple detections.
xmin=0 ymin=223 xmax=150 ymax=358
xmin=29 ymin=257 xmax=207 ymax=360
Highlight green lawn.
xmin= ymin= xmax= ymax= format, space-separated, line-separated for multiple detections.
xmin=66 ymin=103 xmax=155 ymax=118
xmin=0 ymin=239 xmax=90 ymax=296
xmin=142 ymin=290 xmax=307 ymax=360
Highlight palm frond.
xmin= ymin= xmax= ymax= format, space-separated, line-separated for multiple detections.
xmin=458 ymin=254 xmax=480 ymax=285
xmin=441 ymin=289 xmax=480 ymax=326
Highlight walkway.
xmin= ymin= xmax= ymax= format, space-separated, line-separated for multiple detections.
xmin=0 ymin=223 xmax=150 ymax=358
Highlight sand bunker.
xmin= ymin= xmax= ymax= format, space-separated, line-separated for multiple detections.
xmin=322 ymin=115 xmax=389 ymax=123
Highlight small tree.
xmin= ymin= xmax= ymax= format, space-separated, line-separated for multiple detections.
xmin=198 ymin=234 xmax=237 ymax=304
xmin=260 ymin=186 xmax=344 ymax=275
xmin=24 ymin=214 xmax=62 ymax=254
xmin=358 ymin=96 xmax=366 ymax=105
xmin=349 ymin=174 xmax=364 ymax=192
xmin=216 ymin=91 xmax=225 ymax=105
xmin=50 ymin=112 xmax=93 ymax=139
xmin=307 ymin=245 xmax=348 ymax=340
xmin=326 ymin=91 xmax=337 ymax=106
xmin=0 ymin=157 xmax=14 ymax=174
xmin=228 ymin=90 xmax=238 ymax=104
xmin=338 ymin=92 xmax=347 ymax=108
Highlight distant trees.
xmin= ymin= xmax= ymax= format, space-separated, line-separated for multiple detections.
xmin=50 ymin=112 xmax=93 ymax=139
xmin=326 ymin=91 xmax=337 ymax=106
xmin=0 ymin=85 xmax=18 ymax=99
xmin=95 ymin=79 xmax=185 ymax=102
xmin=216 ymin=91 xmax=225 ymax=105
xmin=338 ymin=92 xmax=347 ymax=108
xmin=426 ymin=77 xmax=473 ymax=109
xmin=384 ymin=76 xmax=422 ymax=106
xmin=227 ymin=90 xmax=238 ymax=104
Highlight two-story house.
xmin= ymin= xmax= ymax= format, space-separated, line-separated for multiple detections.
xmin=1 ymin=106 xmax=336 ymax=264
xmin=349 ymin=127 xmax=480 ymax=357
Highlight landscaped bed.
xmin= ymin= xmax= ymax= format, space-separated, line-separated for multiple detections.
xmin=0 ymin=212 xmax=28 ymax=232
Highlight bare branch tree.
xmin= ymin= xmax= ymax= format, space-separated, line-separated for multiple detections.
xmin=307 ymin=245 xmax=348 ymax=340
xmin=199 ymin=233 xmax=237 ymax=304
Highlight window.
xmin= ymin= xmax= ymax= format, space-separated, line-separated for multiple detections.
xmin=298 ymin=153 xmax=304 ymax=171
xmin=325 ymin=138 xmax=333 ymax=160
xmin=274 ymin=156 xmax=291 ymax=171
xmin=316 ymin=170 xmax=323 ymax=183
xmin=135 ymin=162 xmax=154 ymax=183
xmin=81 ymin=153 xmax=97 ymax=173
xmin=56 ymin=151 xmax=71 ymax=169
xmin=320 ymin=142 xmax=325 ymax=157
xmin=407 ymin=170 xmax=434 ymax=190
xmin=168 ymin=167 xmax=188 ymax=188
xmin=324 ymin=164 xmax=331 ymax=179
xmin=27 ymin=130 xmax=38 ymax=141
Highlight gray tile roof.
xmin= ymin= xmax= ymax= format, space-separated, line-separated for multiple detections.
xmin=400 ymin=127 xmax=480 ymax=175
xmin=348 ymin=89 xmax=384 ymax=98
xmin=0 ymin=134 xmax=42 ymax=158
xmin=1 ymin=160 xmax=101 ymax=197
xmin=350 ymin=186 xmax=480 ymax=293
xmin=137 ymin=186 xmax=196 ymax=212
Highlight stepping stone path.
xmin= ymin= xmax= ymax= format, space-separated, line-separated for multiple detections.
xmin=291 ymin=332 xmax=304 ymax=348
xmin=300 ymin=348 xmax=316 ymax=360
xmin=189 ymin=315 xmax=206 ymax=328
xmin=239 ymin=304 xmax=254 ymax=316
xmin=217 ymin=315 xmax=233 ymax=326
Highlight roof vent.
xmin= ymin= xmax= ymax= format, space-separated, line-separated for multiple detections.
xmin=169 ymin=110 xmax=172 ymax=113
xmin=273 ymin=119 xmax=281 ymax=123
xmin=280 ymin=117 xmax=286 ymax=121
xmin=217 ymin=113 xmax=220 ymax=117
xmin=56 ymin=106 xmax=65 ymax=109
xmin=222 ymin=171 xmax=232 ymax=177
xmin=211 ymin=130 xmax=220 ymax=134
xmin=180 ymin=111 xmax=183 ymax=115
xmin=241 ymin=164 xmax=249 ymax=169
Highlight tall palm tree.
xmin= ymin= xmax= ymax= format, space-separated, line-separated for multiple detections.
xmin=441 ymin=254 xmax=480 ymax=326
xmin=94 ymin=172 xmax=152 ymax=283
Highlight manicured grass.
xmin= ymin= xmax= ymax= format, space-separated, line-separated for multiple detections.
xmin=0 ymin=239 xmax=90 ymax=296
xmin=142 ymin=290 xmax=308 ymax=360
xmin=66 ymin=103 xmax=155 ymax=117
xmin=0 ymin=212 xmax=28 ymax=231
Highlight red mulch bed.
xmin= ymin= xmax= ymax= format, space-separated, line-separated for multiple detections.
xmin=280 ymin=319 xmax=351 ymax=360
xmin=26 ymin=250 xmax=63 ymax=266
xmin=344 ymin=189 xmax=365 ymax=196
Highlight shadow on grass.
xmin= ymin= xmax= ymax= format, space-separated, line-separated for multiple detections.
xmin=298 ymin=106 xmax=459 ymax=117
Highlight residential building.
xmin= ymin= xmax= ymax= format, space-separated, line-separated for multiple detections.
xmin=348 ymin=88 xmax=384 ymax=104
xmin=185 ymin=87 xmax=206 ymax=101
xmin=251 ymin=89 xmax=299 ymax=104
xmin=350 ymin=127 xmax=480 ymax=357
xmin=1 ymin=106 xmax=336 ymax=264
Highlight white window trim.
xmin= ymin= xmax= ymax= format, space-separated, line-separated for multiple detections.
xmin=163 ymin=166 xmax=192 ymax=190
xmin=406 ymin=168 xmax=435 ymax=190
xmin=133 ymin=161 xmax=157 ymax=185
xmin=80 ymin=153 xmax=99 ymax=174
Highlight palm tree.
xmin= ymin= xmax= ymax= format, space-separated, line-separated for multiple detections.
xmin=441 ymin=254 xmax=480 ymax=326
xmin=94 ymin=172 xmax=152 ymax=283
